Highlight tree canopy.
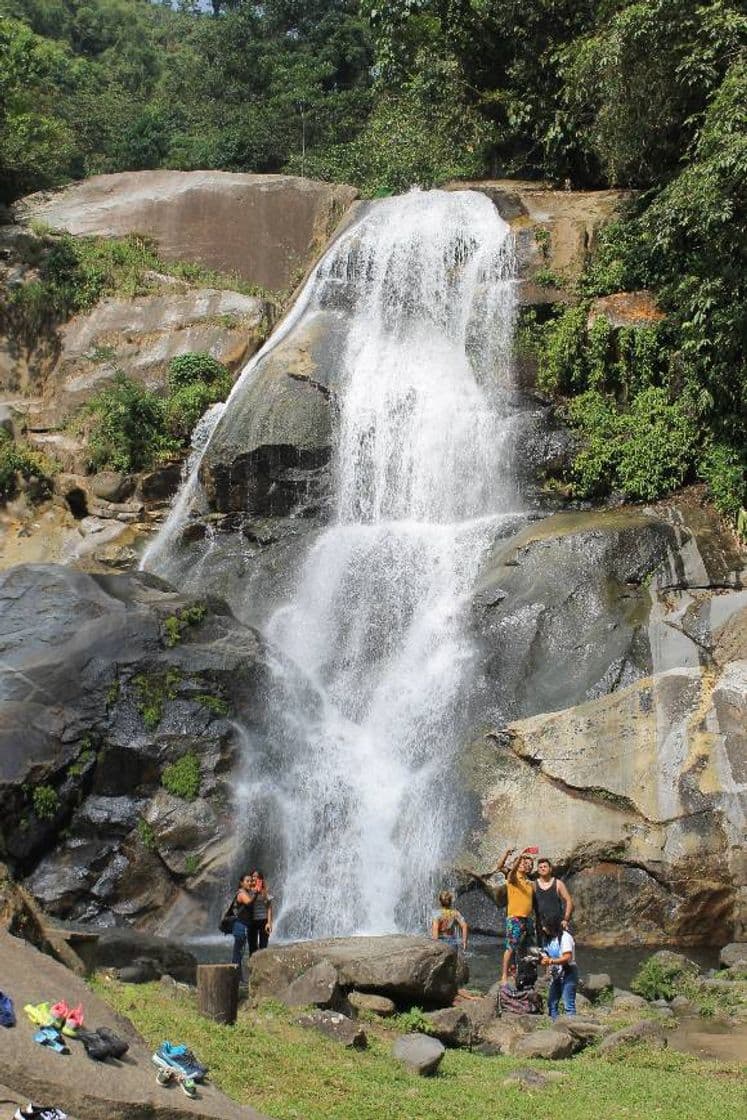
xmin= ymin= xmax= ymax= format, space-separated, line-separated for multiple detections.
xmin=0 ymin=0 xmax=745 ymax=515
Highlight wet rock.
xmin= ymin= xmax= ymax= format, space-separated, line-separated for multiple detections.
xmin=296 ymin=1009 xmax=367 ymax=1049
xmin=0 ymin=562 xmax=272 ymax=925
xmin=199 ymin=314 xmax=341 ymax=515
xmin=143 ymin=791 xmax=218 ymax=877
xmin=90 ymin=471 xmax=131 ymax=503
xmin=448 ymin=181 xmax=630 ymax=286
xmin=138 ymin=461 xmax=184 ymax=502
xmin=422 ymin=1006 xmax=474 ymax=1047
xmin=96 ymin=928 xmax=197 ymax=983
xmin=391 ymin=1032 xmax=445 ymax=1075
xmin=612 ymin=991 xmax=648 ymax=1012
xmin=512 ymin=1028 xmax=575 ymax=1060
xmin=279 ymin=961 xmax=345 ymax=1010
xmin=117 ymin=956 xmax=161 ymax=983
xmin=670 ymin=995 xmax=695 ymax=1014
xmin=249 ymin=935 xmax=460 ymax=1008
xmin=719 ymin=943 xmax=747 ymax=970
xmin=466 ymin=494 xmax=746 ymax=947
xmin=348 ymin=991 xmax=396 ymax=1018
xmin=598 ymin=1020 xmax=666 ymax=1054
xmin=582 ymin=974 xmax=613 ymax=1002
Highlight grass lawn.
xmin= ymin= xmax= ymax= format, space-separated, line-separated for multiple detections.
xmin=97 ymin=979 xmax=746 ymax=1120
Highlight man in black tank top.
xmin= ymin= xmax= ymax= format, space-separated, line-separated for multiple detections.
xmin=533 ymin=858 xmax=574 ymax=931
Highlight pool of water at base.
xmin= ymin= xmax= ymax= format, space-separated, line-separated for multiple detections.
xmin=182 ymin=933 xmax=720 ymax=993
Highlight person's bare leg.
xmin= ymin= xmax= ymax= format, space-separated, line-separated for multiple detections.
xmin=501 ymin=947 xmax=513 ymax=984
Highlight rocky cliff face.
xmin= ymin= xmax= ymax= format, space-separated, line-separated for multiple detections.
xmin=0 ymin=564 xmax=285 ymax=928
xmin=1 ymin=176 xmax=743 ymax=946
xmin=460 ymin=496 xmax=746 ymax=945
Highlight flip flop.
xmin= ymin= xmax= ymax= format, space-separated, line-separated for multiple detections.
xmin=49 ymin=1002 xmax=70 ymax=1028
xmin=0 ymin=991 xmax=15 ymax=1028
xmin=34 ymin=1028 xmax=69 ymax=1054
xmin=24 ymin=1003 xmax=52 ymax=1027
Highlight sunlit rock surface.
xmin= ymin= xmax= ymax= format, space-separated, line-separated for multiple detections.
xmin=462 ymin=497 xmax=746 ymax=945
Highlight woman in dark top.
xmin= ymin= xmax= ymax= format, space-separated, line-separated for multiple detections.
xmin=231 ymin=873 xmax=256 ymax=979
xmin=248 ymin=869 xmax=273 ymax=954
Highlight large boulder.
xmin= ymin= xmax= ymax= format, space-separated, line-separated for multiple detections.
xmin=0 ymin=928 xmax=264 ymax=1120
xmin=0 ymin=563 xmax=276 ymax=927
xmin=512 ymin=1029 xmax=575 ymax=1060
xmin=249 ymin=935 xmax=461 ymax=1008
xmin=94 ymin=927 xmax=198 ymax=983
xmin=15 ymin=171 xmax=359 ymax=293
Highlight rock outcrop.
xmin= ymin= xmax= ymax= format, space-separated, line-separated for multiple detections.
xmin=42 ymin=287 xmax=268 ymax=423
xmin=461 ymin=495 xmax=746 ymax=945
xmin=0 ymin=563 xmax=279 ymax=927
xmin=447 ymin=179 xmax=631 ymax=300
xmin=15 ymin=170 xmax=359 ymax=292
xmin=249 ymin=935 xmax=461 ymax=1008
xmin=0 ymin=927 xmax=265 ymax=1120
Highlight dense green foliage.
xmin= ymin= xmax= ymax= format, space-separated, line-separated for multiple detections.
xmin=0 ymin=430 xmax=56 ymax=502
xmin=2 ymin=229 xmax=274 ymax=346
xmin=1 ymin=1 xmax=745 ymax=516
xmin=161 ymin=751 xmax=201 ymax=801
xmin=75 ymin=352 xmax=232 ymax=472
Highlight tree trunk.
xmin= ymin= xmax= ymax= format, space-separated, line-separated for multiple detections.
xmin=197 ymin=963 xmax=239 ymax=1024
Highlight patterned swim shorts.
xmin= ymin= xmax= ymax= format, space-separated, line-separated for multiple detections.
xmin=505 ymin=915 xmax=535 ymax=951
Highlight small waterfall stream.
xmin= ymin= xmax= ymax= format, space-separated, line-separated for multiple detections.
xmin=145 ymin=190 xmax=521 ymax=939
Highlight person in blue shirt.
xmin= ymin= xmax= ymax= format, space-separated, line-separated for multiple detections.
xmin=539 ymin=915 xmax=578 ymax=1020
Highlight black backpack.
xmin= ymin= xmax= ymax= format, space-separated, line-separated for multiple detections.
xmin=219 ymin=894 xmax=238 ymax=935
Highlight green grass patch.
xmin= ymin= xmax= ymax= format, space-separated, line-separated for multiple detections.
xmin=161 ymin=751 xmax=201 ymax=801
xmin=32 ymin=784 xmax=59 ymax=821
xmin=132 ymin=668 xmax=181 ymax=730
xmin=8 ymin=231 xmax=280 ymax=342
xmin=94 ymin=980 xmax=746 ymax=1120
xmin=162 ymin=603 xmax=207 ymax=648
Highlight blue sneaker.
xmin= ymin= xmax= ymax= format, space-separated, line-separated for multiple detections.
xmin=0 ymin=991 xmax=15 ymax=1028
xmin=156 ymin=1041 xmax=208 ymax=1081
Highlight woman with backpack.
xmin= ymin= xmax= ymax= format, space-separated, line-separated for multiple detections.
xmin=539 ymin=915 xmax=578 ymax=1020
xmin=230 ymin=873 xmax=256 ymax=979
xmin=248 ymin=869 xmax=273 ymax=954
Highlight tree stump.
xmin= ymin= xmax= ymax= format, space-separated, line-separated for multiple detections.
xmin=197 ymin=963 xmax=239 ymax=1024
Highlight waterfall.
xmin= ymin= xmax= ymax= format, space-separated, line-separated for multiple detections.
xmin=145 ymin=189 xmax=520 ymax=939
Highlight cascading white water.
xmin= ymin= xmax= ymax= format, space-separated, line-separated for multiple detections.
xmin=146 ymin=189 xmax=520 ymax=939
